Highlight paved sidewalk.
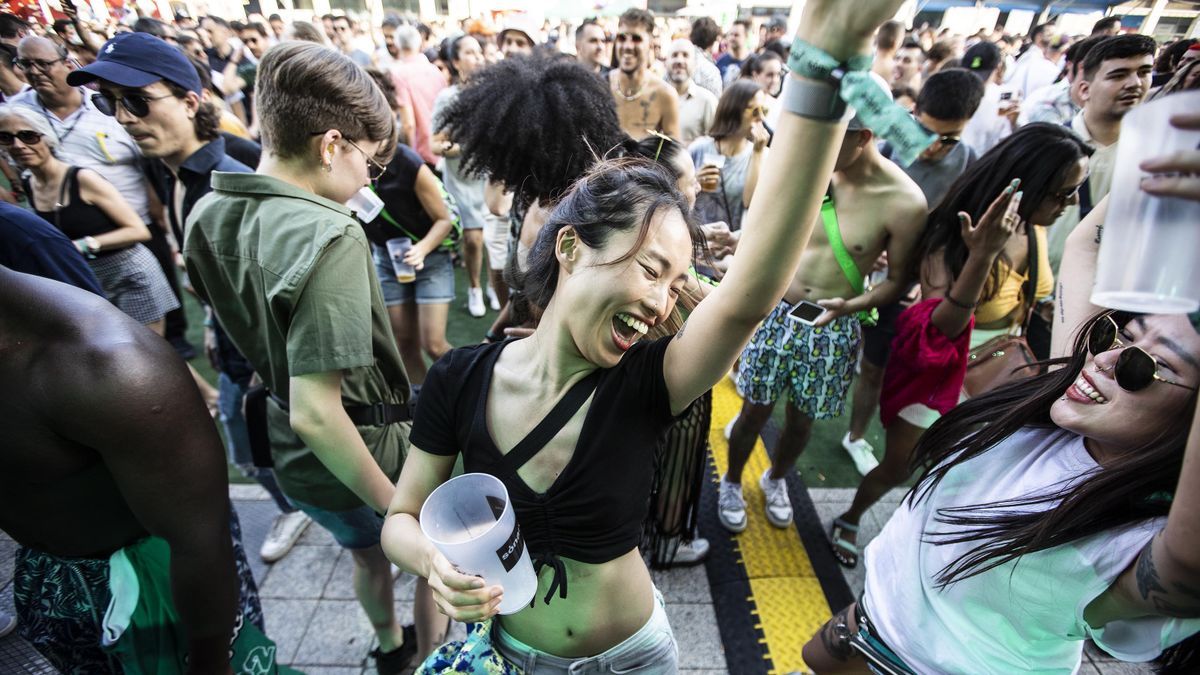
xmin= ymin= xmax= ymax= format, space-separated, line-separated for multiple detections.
xmin=0 ymin=484 xmax=1154 ymax=674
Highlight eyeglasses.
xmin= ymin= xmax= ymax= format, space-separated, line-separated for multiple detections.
xmin=345 ymin=138 xmax=387 ymax=181
xmin=747 ymin=105 xmax=767 ymax=118
xmin=1087 ymin=313 xmax=1198 ymax=392
xmin=14 ymin=57 xmax=64 ymax=72
xmin=915 ymin=120 xmax=961 ymax=147
xmin=0 ymin=130 xmax=43 ymax=146
xmin=93 ymin=91 xmax=174 ymax=118
xmin=615 ymin=32 xmax=645 ymax=44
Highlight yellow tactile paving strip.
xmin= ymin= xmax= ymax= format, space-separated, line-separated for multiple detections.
xmin=708 ymin=377 xmax=832 ymax=674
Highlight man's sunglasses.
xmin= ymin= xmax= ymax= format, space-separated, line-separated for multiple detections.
xmin=915 ymin=120 xmax=960 ymax=146
xmin=1087 ymin=313 xmax=1198 ymax=392
xmin=615 ymin=32 xmax=645 ymax=44
xmin=0 ymin=130 xmax=44 ymax=146
xmin=92 ymin=91 xmax=174 ymax=118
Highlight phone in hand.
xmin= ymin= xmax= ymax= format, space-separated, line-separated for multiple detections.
xmin=999 ymin=91 xmax=1013 ymax=101
xmin=787 ymin=300 xmax=825 ymax=325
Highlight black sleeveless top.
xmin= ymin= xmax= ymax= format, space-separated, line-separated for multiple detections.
xmin=31 ymin=167 xmax=122 ymax=250
xmin=410 ymin=336 xmax=684 ymax=603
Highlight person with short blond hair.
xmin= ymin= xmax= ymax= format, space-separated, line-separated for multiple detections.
xmin=185 ymin=42 xmax=444 ymax=673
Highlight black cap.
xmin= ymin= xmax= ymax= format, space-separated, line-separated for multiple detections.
xmin=67 ymin=32 xmax=201 ymax=94
xmin=962 ymin=41 xmax=1001 ymax=75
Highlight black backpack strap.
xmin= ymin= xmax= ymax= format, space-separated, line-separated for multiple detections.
xmin=501 ymin=371 xmax=602 ymax=471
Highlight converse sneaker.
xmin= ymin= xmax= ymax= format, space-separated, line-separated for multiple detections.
xmin=717 ymin=477 xmax=747 ymax=533
xmin=759 ymin=469 xmax=793 ymax=528
xmin=259 ymin=510 xmax=312 ymax=563
xmin=841 ymin=432 xmax=880 ymax=476
xmin=0 ymin=610 xmax=16 ymax=639
xmin=486 ymin=286 xmax=501 ymax=311
xmin=467 ymin=287 xmax=486 ymax=317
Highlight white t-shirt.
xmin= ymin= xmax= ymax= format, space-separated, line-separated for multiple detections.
xmin=864 ymin=426 xmax=1200 ymax=674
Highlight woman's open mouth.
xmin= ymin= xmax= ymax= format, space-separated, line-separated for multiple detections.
xmin=1065 ymin=373 xmax=1109 ymax=405
xmin=611 ymin=312 xmax=648 ymax=352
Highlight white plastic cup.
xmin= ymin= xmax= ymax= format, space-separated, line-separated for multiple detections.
xmin=700 ymin=153 xmax=725 ymax=193
xmin=385 ymin=238 xmax=416 ymax=283
xmin=345 ymin=187 xmax=385 ymax=223
xmin=419 ymin=473 xmax=537 ymax=615
xmin=1092 ymin=92 xmax=1200 ymax=314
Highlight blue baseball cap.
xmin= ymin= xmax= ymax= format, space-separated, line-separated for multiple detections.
xmin=67 ymin=32 xmax=201 ymax=94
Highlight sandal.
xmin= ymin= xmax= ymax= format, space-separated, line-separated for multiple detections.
xmin=830 ymin=516 xmax=860 ymax=569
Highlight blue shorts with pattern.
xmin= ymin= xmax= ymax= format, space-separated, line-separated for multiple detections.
xmin=735 ymin=303 xmax=861 ymax=419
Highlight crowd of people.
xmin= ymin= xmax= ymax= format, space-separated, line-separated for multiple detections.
xmin=0 ymin=0 xmax=1199 ymax=673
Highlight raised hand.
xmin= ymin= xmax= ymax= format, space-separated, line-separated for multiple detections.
xmin=960 ymin=179 xmax=1022 ymax=258
xmin=798 ymin=0 xmax=913 ymax=61
xmin=750 ymin=121 xmax=770 ymax=152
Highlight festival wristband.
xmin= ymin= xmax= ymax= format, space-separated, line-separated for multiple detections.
xmin=786 ymin=37 xmax=937 ymax=167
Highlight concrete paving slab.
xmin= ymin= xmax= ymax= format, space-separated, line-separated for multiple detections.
xmin=261 ymin=597 xmax=318 ymax=664
xmin=260 ymin=544 xmax=340 ymax=600
xmin=292 ymin=599 xmax=376 ymax=666
xmin=652 ymin=564 xmax=714 ymax=605
xmin=664 ymin=602 xmax=725 ymax=670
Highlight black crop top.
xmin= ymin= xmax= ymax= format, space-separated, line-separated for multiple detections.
xmin=410 ymin=336 xmax=683 ymax=603
xmin=31 ymin=167 xmax=122 ymax=251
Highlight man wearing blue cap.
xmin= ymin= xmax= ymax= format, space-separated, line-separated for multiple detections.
xmin=69 ymin=32 xmax=316 ymax=565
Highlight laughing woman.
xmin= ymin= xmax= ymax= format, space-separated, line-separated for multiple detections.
xmin=381 ymin=0 xmax=911 ymax=671
xmin=804 ymin=310 xmax=1200 ymax=673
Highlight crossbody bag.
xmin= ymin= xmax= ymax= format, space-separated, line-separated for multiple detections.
xmin=822 ymin=190 xmax=879 ymax=327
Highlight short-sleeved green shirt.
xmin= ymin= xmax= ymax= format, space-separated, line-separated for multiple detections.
xmin=184 ymin=172 xmax=410 ymax=511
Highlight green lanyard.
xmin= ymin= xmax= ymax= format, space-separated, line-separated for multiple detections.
xmin=821 ymin=191 xmax=878 ymax=327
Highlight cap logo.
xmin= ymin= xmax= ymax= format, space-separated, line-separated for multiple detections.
xmin=106 ymin=43 xmax=116 ymax=54
xmin=970 ymin=56 xmax=982 ymax=68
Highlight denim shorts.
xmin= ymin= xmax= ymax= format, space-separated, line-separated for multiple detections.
xmin=287 ymin=497 xmax=384 ymax=550
xmin=372 ymin=244 xmax=456 ymax=306
xmin=492 ymin=589 xmax=677 ymax=674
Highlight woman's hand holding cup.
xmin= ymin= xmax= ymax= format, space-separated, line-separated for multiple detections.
xmin=698 ymin=164 xmax=721 ymax=193
xmin=426 ymin=549 xmax=503 ymax=621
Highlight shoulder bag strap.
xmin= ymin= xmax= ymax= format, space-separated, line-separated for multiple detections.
xmin=501 ymin=370 xmax=603 ymax=471
xmin=821 ymin=189 xmax=865 ymax=295
xmin=55 ymin=166 xmax=79 ymax=232
xmin=1020 ymin=224 xmax=1040 ymax=334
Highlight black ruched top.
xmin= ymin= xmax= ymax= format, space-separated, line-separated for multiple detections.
xmin=410 ymin=336 xmax=682 ymax=603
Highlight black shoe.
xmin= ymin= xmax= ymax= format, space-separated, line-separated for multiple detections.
xmin=370 ymin=624 xmax=417 ymax=675
xmin=168 ymin=336 xmax=197 ymax=361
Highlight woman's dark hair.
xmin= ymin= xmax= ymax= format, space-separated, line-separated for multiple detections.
xmin=610 ymin=135 xmax=689 ymax=181
xmin=1155 ymin=38 xmax=1196 ymax=74
xmin=738 ymin=51 xmax=782 ymax=81
xmin=365 ymin=67 xmax=400 ymax=112
xmin=519 ymin=158 xmax=701 ymax=310
xmin=440 ymin=50 xmax=625 ymax=206
xmin=911 ymin=123 xmax=1092 ymax=303
xmin=442 ymin=33 xmax=478 ymax=83
xmin=708 ymin=80 xmax=761 ymax=142
xmin=907 ymin=311 xmax=1197 ymax=588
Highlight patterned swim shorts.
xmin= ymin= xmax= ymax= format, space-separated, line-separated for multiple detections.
xmin=736 ymin=302 xmax=861 ymax=419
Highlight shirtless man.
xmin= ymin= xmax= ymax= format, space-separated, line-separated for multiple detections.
xmin=609 ymin=8 xmax=679 ymax=140
xmin=0 ymin=266 xmax=273 ymax=673
xmin=719 ymin=119 xmax=927 ymax=532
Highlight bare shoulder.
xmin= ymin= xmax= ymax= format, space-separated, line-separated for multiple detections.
xmin=876 ymin=161 xmax=928 ymax=226
xmin=647 ymin=78 xmax=678 ymax=98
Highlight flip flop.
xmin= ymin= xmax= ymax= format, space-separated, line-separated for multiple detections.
xmin=830 ymin=517 xmax=860 ymax=569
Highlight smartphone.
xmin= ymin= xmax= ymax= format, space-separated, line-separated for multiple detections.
xmin=999 ymin=91 xmax=1013 ymax=101
xmin=787 ymin=300 xmax=825 ymax=325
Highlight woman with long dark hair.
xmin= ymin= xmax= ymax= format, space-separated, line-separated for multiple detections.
xmin=688 ymin=79 xmax=770 ymax=233
xmin=381 ymin=1 xmax=910 ymax=670
xmin=803 ymin=309 xmax=1200 ymax=672
xmin=830 ymin=123 xmax=1093 ymax=568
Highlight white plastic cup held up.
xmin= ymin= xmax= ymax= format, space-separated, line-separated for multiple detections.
xmin=345 ymin=187 xmax=385 ymax=223
xmin=419 ymin=473 xmax=537 ymax=615
xmin=1091 ymin=92 xmax=1200 ymax=314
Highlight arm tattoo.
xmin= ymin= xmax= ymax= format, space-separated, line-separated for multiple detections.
xmin=818 ymin=604 xmax=857 ymax=662
xmin=1135 ymin=537 xmax=1200 ymax=617
xmin=1094 ymin=224 xmax=1103 ymax=245
xmin=674 ymin=320 xmax=688 ymax=340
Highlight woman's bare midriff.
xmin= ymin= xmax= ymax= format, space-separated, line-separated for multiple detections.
xmin=496 ymin=547 xmax=655 ymax=657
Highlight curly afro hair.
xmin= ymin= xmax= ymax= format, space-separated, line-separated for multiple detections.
xmin=439 ymin=51 xmax=627 ymax=206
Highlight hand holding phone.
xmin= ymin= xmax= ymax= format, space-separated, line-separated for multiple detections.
xmin=787 ymin=300 xmax=826 ymax=325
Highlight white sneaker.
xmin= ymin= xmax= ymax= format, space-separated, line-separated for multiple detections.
xmin=759 ymin=469 xmax=793 ymax=528
xmin=467 ymin=287 xmax=486 ymax=317
xmin=668 ymin=537 xmax=710 ymax=565
xmin=260 ymin=510 xmax=312 ymax=563
xmin=723 ymin=413 xmax=738 ymax=440
xmin=0 ymin=610 xmax=16 ymax=638
xmin=717 ymin=477 xmax=747 ymax=533
xmin=486 ymin=286 xmax=501 ymax=311
xmin=841 ymin=432 xmax=879 ymax=476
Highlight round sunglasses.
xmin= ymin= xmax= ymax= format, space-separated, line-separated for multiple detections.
xmin=0 ymin=130 xmax=44 ymax=146
xmin=92 ymin=91 xmax=173 ymax=118
xmin=1087 ymin=314 xmax=1198 ymax=392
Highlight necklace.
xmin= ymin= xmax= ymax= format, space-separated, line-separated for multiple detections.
xmin=614 ymin=74 xmax=644 ymax=101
